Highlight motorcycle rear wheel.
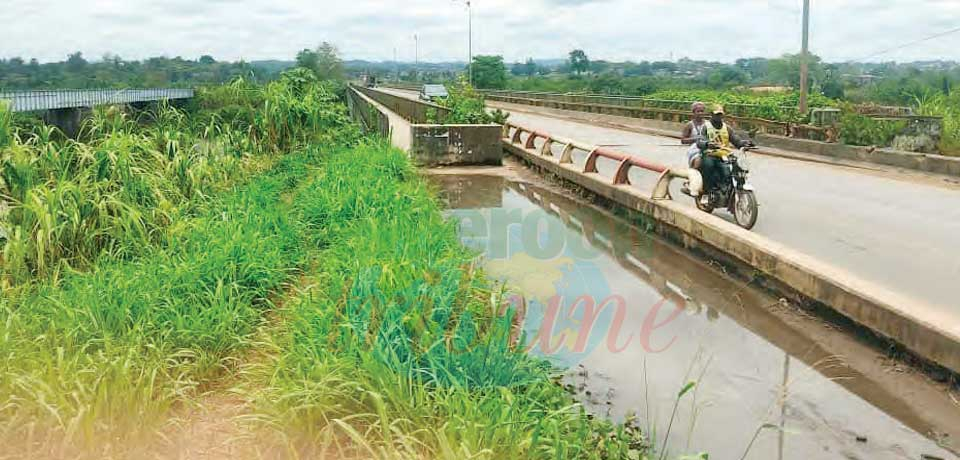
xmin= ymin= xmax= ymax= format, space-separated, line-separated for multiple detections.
xmin=734 ymin=190 xmax=758 ymax=230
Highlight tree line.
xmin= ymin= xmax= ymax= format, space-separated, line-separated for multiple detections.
xmin=0 ymin=52 xmax=285 ymax=90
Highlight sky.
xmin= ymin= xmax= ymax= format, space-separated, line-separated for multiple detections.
xmin=2 ymin=0 xmax=960 ymax=64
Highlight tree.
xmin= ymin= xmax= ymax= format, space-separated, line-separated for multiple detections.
xmin=469 ymin=55 xmax=507 ymax=89
xmin=588 ymin=73 xmax=623 ymax=93
xmin=706 ymin=65 xmax=747 ymax=88
xmin=590 ymin=60 xmax=611 ymax=74
xmin=511 ymin=58 xmax=537 ymax=77
xmin=199 ymin=55 xmax=216 ymax=65
xmin=768 ymin=53 xmax=824 ymax=88
xmin=735 ymin=57 xmax=770 ymax=82
xmin=820 ymin=63 xmax=845 ymax=99
xmin=624 ymin=61 xmax=652 ymax=77
xmin=315 ymin=42 xmax=344 ymax=81
xmin=66 ymin=52 xmax=87 ymax=72
xmin=295 ymin=42 xmax=344 ymax=81
xmin=569 ymin=49 xmax=589 ymax=75
xmin=650 ymin=61 xmax=677 ymax=74
xmin=295 ymin=48 xmax=319 ymax=72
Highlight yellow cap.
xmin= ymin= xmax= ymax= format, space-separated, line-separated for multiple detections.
xmin=712 ymin=105 xmax=725 ymax=115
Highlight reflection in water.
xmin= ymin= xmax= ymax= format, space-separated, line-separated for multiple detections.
xmin=431 ymin=173 xmax=958 ymax=460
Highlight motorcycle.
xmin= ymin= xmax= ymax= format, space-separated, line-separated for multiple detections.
xmin=682 ymin=147 xmax=759 ymax=230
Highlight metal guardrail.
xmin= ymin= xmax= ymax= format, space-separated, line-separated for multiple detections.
xmin=0 ymin=88 xmax=194 ymax=113
xmin=481 ymin=89 xmax=804 ymax=119
xmin=502 ymin=122 xmax=702 ymax=199
xmin=491 ymin=92 xmax=839 ymax=143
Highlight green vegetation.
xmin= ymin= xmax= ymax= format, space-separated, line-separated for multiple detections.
xmin=838 ymin=108 xmax=908 ymax=146
xmin=0 ymin=70 xmax=357 ymax=453
xmin=468 ymin=55 xmax=508 ymax=90
xmin=0 ymin=73 xmax=355 ymax=288
xmin=252 ymin=141 xmax=647 ymax=459
xmin=430 ymin=78 xmax=509 ymax=125
xmin=295 ymin=42 xmax=346 ymax=82
xmin=569 ymin=49 xmax=590 ymax=75
xmin=0 ymin=53 xmax=284 ymax=89
xmin=442 ymin=50 xmax=958 ymax=153
xmin=637 ymin=89 xmax=836 ymax=123
xmin=1 ymin=67 xmax=653 ymax=457
xmin=0 ymin=158 xmax=312 ymax=454
xmin=914 ymin=92 xmax=960 ymax=154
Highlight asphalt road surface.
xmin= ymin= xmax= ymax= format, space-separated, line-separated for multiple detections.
xmin=379 ymin=87 xmax=960 ymax=316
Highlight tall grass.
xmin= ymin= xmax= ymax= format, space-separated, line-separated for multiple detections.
xmin=253 ymin=142 xmax=651 ymax=459
xmin=0 ymin=152 xmax=312 ymax=455
xmin=1 ymin=77 xmax=358 ymax=288
xmin=915 ymin=92 xmax=960 ymax=156
xmin=0 ymin=73 xmax=361 ymax=455
xmin=2 ymin=74 xmax=655 ymax=458
xmin=0 ymin=101 xmax=13 ymax=149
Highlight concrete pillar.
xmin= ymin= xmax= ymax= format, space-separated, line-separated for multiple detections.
xmin=42 ymin=107 xmax=86 ymax=138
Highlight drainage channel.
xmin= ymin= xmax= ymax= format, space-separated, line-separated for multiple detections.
xmin=429 ymin=167 xmax=958 ymax=460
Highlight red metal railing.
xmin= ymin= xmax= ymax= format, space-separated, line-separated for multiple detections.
xmin=502 ymin=122 xmax=702 ymax=199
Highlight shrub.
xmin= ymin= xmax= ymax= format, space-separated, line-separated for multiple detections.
xmin=838 ymin=107 xmax=907 ymax=147
xmin=431 ymin=77 xmax=509 ymax=125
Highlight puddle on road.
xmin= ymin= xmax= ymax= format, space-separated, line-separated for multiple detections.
xmin=430 ymin=171 xmax=959 ymax=460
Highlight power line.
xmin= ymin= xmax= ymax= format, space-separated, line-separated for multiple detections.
xmin=849 ymin=25 xmax=960 ymax=62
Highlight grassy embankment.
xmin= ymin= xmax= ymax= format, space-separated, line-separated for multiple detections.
xmin=0 ymin=74 xmax=356 ymax=454
xmin=0 ymin=73 xmax=652 ymax=459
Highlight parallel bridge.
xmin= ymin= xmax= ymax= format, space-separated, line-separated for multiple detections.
xmin=0 ymin=88 xmax=194 ymax=113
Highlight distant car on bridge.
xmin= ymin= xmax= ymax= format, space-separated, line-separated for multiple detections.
xmin=419 ymin=84 xmax=448 ymax=102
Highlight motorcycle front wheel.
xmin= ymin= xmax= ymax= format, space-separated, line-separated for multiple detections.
xmin=734 ymin=190 xmax=758 ymax=230
xmin=695 ymin=197 xmax=715 ymax=214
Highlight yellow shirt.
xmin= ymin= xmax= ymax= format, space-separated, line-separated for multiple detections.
xmin=706 ymin=122 xmax=733 ymax=157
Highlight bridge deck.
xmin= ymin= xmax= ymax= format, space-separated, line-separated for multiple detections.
xmin=379 ymin=87 xmax=960 ymax=315
xmin=0 ymin=88 xmax=194 ymax=112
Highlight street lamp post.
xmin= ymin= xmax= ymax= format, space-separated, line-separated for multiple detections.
xmin=799 ymin=0 xmax=810 ymax=115
xmin=453 ymin=0 xmax=473 ymax=85
xmin=413 ymin=33 xmax=419 ymax=81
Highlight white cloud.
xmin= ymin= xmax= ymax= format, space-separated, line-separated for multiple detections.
xmin=1 ymin=0 xmax=958 ymax=63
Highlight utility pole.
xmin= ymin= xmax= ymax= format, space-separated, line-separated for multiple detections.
xmin=453 ymin=0 xmax=474 ymax=85
xmin=413 ymin=34 xmax=419 ymax=81
xmin=468 ymin=0 xmax=473 ymax=85
xmin=799 ymin=0 xmax=811 ymax=115
xmin=393 ymin=47 xmax=398 ymax=82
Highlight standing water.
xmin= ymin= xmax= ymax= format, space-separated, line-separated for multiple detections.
xmin=430 ymin=166 xmax=958 ymax=460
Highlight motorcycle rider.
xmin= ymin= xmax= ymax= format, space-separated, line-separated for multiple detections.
xmin=696 ymin=105 xmax=754 ymax=205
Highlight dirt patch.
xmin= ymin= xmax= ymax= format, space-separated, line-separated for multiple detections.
xmin=151 ymin=393 xmax=260 ymax=460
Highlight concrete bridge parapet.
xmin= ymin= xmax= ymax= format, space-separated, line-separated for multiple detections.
xmin=348 ymin=85 xmax=502 ymax=166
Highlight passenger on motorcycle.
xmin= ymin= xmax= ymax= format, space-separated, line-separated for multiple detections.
xmin=696 ymin=105 xmax=754 ymax=205
xmin=681 ymin=101 xmax=708 ymax=170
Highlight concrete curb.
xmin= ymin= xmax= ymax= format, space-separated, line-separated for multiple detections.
xmin=503 ymin=140 xmax=960 ymax=375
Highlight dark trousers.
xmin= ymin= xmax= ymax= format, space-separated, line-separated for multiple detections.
xmin=701 ymin=155 xmax=728 ymax=193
